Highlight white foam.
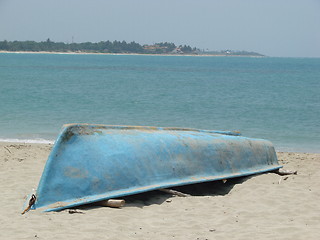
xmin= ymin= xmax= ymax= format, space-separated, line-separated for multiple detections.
xmin=0 ymin=138 xmax=54 ymax=144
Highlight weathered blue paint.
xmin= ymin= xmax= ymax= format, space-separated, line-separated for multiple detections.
xmin=31 ymin=124 xmax=281 ymax=212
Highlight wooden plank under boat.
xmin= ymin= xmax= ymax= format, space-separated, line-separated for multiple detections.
xmin=28 ymin=124 xmax=281 ymax=212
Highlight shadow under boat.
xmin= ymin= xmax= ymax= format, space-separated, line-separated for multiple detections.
xmin=124 ymin=176 xmax=251 ymax=207
xmin=70 ymin=175 xmax=253 ymax=211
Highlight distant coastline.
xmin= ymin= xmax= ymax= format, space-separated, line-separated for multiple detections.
xmin=0 ymin=50 xmax=265 ymax=58
xmin=0 ymin=40 xmax=265 ymax=57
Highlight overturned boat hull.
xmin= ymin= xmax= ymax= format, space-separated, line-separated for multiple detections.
xmin=32 ymin=124 xmax=281 ymax=211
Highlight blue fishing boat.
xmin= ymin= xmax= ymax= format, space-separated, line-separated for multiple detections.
xmin=28 ymin=124 xmax=281 ymax=212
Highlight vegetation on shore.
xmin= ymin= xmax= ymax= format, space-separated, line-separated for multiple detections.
xmin=0 ymin=39 xmax=264 ymax=56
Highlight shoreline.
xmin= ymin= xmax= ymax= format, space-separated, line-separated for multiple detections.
xmin=0 ymin=50 xmax=265 ymax=57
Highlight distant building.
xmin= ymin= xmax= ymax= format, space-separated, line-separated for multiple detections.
xmin=171 ymin=47 xmax=184 ymax=54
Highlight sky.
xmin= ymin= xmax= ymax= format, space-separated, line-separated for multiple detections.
xmin=0 ymin=0 xmax=319 ymax=57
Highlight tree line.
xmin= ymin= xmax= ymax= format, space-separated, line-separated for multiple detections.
xmin=0 ymin=39 xmax=198 ymax=54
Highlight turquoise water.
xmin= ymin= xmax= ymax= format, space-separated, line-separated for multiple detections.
xmin=0 ymin=53 xmax=319 ymax=152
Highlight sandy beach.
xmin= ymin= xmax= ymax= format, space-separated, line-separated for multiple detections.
xmin=0 ymin=142 xmax=319 ymax=240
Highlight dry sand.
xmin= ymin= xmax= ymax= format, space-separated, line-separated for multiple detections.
xmin=0 ymin=142 xmax=319 ymax=239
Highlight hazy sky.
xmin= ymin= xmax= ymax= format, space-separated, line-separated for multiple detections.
xmin=1 ymin=0 xmax=319 ymax=57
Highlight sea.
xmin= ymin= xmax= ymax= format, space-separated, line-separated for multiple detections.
xmin=0 ymin=53 xmax=319 ymax=153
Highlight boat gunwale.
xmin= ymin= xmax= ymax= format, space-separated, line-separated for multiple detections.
xmin=61 ymin=123 xmax=242 ymax=136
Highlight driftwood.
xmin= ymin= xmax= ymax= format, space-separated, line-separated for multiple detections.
xmin=97 ymin=199 xmax=125 ymax=208
xmin=68 ymin=209 xmax=84 ymax=214
xmin=274 ymin=169 xmax=297 ymax=176
xmin=278 ymin=176 xmax=289 ymax=184
xmin=159 ymin=188 xmax=191 ymax=197
xmin=4 ymin=146 xmax=12 ymax=154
